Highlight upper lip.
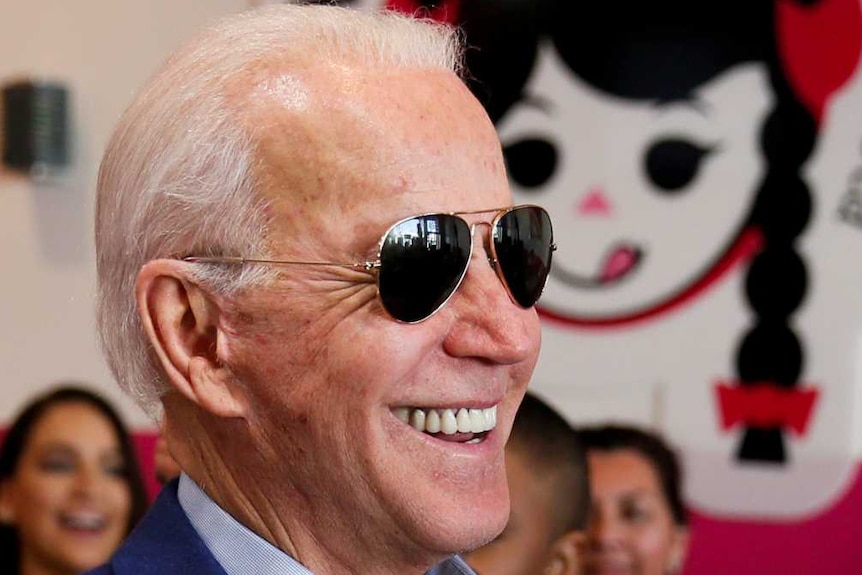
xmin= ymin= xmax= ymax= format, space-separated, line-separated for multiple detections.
xmin=390 ymin=396 xmax=503 ymax=410
xmin=392 ymin=403 xmax=499 ymax=411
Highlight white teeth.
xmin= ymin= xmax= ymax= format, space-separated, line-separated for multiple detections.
xmin=393 ymin=407 xmax=410 ymax=424
xmin=456 ymin=408 xmax=471 ymax=433
xmin=426 ymin=409 xmax=441 ymax=433
xmin=410 ymin=409 xmax=426 ymax=431
xmin=61 ymin=512 xmax=106 ymax=530
xmin=392 ymin=405 xmax=498 ymax=436
xmin=441 ymin=409 xmax=458 ymax=434
xmin=469 ymin=409 xmax=484 ymax=431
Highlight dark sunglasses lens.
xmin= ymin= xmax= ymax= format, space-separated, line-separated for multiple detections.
xmin=379 ymin=214 xmax=472 ymax=322
xmin=493 ymin=207 xmax=554 ymax=307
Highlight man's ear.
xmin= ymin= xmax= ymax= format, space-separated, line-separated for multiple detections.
xmin=543 ymin=530 xmax=585 ymax=575
xmin=136 ymin=259 xmax=247 ymax=419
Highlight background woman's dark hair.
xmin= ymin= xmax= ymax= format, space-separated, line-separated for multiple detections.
xmin=0 ymin=384 xmax=149 ymax=567
xmin=458 ymin=0 xmax=816 ymax=463
xmin=577 ymin=424 xmax=687 ymax=526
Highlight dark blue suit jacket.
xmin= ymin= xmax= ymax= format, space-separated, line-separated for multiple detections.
xmin=86 ymin=479 xmax=475 ymax=575
xmin=85 ymin=480 xmax=227 ymax=575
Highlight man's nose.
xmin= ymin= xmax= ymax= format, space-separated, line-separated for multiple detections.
xmin=440 ymin=229 xmax=540 ymax=364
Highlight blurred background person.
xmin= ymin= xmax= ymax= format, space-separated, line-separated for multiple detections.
xmin=466 ymin=391 xmax=590 ymax=575
xmin=578 ymin=425 xmax=688 ymax=575
xmin=0 ymin=386 xmax=148 ymax=575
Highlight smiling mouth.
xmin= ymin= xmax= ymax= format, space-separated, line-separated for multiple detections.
xmin=550 ymin=242 xmax=644 ymax=290
xmin=392 ymin=405 xmax=497 ymax=444
xmin=59 ymin=510 xmax=108 ymax=533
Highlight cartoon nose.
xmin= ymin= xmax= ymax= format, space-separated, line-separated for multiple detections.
xmin=576 ymin=187 xmax=613 ymax=217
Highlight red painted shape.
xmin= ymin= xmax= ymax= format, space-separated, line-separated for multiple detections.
xmin=539 ymin=226 xmax=763 ymax=329
xmin=385 ymin=0 xmax=460 ymax=24
xmin=715 ymin=381 xmax=819 ymax=436
xmin=776 ymin=0 xmax=862 ymax=123
xmin=577 ymin=188 xmax=613 ymax=216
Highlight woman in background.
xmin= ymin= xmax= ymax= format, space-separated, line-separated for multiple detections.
xmin=577 ymin=425 xmax=688 ymax=575
xmin=0 ymin=385 xmax=148 ymax=575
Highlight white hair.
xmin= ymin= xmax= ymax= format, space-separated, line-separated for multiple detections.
xmin=95 ymin=4 xmax=463 ymax=417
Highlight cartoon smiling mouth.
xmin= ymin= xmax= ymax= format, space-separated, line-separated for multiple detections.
xmin=550 ymin=241 xmax=644 ymax=289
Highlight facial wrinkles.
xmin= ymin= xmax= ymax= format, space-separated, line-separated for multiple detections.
xmin=319 ymin=67 xmax=506 ymax=210
xmin=244 ymin=64 xmax=510 ymax=269
xmin=212 ymin=63 xmax=526 ymax=572
xmin=234 ymin=341 xmax=419 ymax=572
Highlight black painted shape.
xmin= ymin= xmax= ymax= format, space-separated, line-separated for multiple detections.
xmin=643 ymin=138 xmax=714 ymax=193
xmin=503 ymin=138 xmax=558 ymax=189
xmin=738 ymin=427 xmax=786 ymax=463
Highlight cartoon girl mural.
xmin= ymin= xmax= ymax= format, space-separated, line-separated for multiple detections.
xmin=386 ymin=0 xmax=862 ymax=518
xmin=459 ymin=0 xmax=847 ymax=463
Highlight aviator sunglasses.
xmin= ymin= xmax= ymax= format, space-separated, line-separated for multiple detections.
xmin=183 ymin=205 xmax=555 ymax=323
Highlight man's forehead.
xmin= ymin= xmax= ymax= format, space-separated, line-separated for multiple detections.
xmin=226 ymin=57 xmax=508 ymax=262
xmin=245 ymin=63 xmax=502 ymax=201
xmin=242 ymin=61 xmax=473 ymax=130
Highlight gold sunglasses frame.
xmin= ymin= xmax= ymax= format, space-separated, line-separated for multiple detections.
xmin=182 ymin=204 xmax=555 ymax=323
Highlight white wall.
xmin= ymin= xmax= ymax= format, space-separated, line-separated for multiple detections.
xmin=0 ymin=0 xmax=248 ymax=428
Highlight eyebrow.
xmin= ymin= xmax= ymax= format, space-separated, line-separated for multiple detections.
xmin=610 ymin=488 xmax=667 ymax=505
xmin=37 ymin=443 xmax=77 ymax=455
xmin=37 ymin=442 xmax=123 ymax=459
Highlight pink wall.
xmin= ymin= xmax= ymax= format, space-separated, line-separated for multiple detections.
xmin=683 ymin=466 xmax=862 ymax=573
xmin=132 ymin=431 xmax=161 ymax=503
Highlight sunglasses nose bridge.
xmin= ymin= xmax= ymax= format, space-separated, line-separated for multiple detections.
xmin=468 ymin=221 xmax=497 ymax=267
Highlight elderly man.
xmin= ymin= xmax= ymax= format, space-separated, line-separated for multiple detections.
xmin=89 ymin=5 xmax=554 ymax=575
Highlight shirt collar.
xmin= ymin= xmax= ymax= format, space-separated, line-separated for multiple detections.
xmin=177 ymin=473 xmax=314 ymax=575
xmin=177 ymin=473 xmax=477 ymax=575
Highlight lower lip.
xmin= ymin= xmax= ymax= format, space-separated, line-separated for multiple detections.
xmin=391 ymin=411 xmax=503 ymax=454
xmin=59 ymin=520 xmax=108 ymax=537
xmin=426 ymin=430 xmax=488 ymax=443
xmin=416 ymin=424 xmax=501 ymax=456
xmin=61 ymin=526 xmax=107 ymax=539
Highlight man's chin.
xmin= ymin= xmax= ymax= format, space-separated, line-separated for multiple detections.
xmin=410 ymin=485 xmax=510 ymax=557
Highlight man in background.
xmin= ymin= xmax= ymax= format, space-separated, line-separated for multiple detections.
xmin=465 ymin=392 xmax=590 ymax=575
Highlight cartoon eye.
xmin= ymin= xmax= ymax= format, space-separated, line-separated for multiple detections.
xmin=643 ymin=138 xmax=716 ymax=194
xmin=503 ymin=137 xmax=558 ymax=190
